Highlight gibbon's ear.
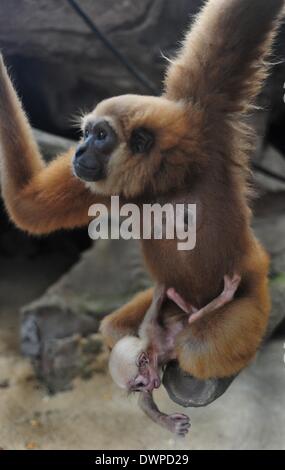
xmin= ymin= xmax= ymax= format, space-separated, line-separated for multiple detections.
xmin=165 ymin=0 xmax=284 ymax=115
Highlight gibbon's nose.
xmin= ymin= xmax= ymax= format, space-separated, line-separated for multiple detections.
xmin=73 ymin=121 xmax=117 ymax=182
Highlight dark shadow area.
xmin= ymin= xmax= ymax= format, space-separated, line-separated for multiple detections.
xmin=0 ymin=200 xmax=92 ymax=351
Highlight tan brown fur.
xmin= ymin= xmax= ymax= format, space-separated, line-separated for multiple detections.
xmin=176 ymin=239 xmax=271 ymax=378
xmin=101 ymin=288 xmax=154 ymax=349
xmin=0 ymin=0 xmax=284 ymax=379
xmin=0 ymin=56 xmax=106 ymax=234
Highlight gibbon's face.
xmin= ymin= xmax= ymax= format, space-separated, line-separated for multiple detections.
xmin=73 ymin=94 xmax=202 ymax=199
xmin=108 ymin=336 xmax=161 ymax=393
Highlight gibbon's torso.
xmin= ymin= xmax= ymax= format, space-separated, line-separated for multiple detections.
xmin=139 ymin=181 xmax=260 ymax=309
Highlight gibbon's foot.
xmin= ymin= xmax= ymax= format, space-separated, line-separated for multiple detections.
xmin=221 ymin=274 xmax=242 ymax=302
xmin=166 ymin=288 xmax=198 ymax=316
xmin=188 ymin=274 xmax=241 ymax=325
xmin=160 ymin=413 xmax=191 ymax=437
xmin=167 ymin=274 xmax=241 ymax=325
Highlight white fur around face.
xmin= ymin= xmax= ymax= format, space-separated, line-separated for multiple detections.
xmin=109 ymin=336 xmax=146 ymax=389
xmin=84 ymin=180 xmax=107 ymax=195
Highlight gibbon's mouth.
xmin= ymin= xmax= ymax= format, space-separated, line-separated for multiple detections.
xmin=72 ymin=159 xmax=105 ymax=182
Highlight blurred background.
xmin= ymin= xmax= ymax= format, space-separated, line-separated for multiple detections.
xmin=0 ymin=0 xmax=284 ymax=450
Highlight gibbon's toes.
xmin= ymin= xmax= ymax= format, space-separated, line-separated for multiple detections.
xmin=223 ymin=274 xmax=241 ymax=301
xmin=167 ymin=288 xmax=194 ymax=314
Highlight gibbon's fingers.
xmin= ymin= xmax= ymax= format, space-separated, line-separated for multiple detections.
xmin=0 ymin=54 xmax=107 ymax=234
xmin=165 ymin=0 xmax=284 ymax=114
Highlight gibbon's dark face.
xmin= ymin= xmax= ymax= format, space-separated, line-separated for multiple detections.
xmin=73 ymin=94 xmax=203 ymax=199
xmin=73 ymin=119 xmax=118 ymax=182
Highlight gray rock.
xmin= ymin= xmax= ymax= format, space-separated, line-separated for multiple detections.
xmin=38 ymin=333 xmax=107 ymax=393
xmin=253 ymin=145 xmax=285 ymax=193
xmin=163 ymin=365 xmax=236 ymax=408
xmin=0 ymin=0 xmax=201 ymax=135
xmin=33 ymin=128 xmax=75 ymax=161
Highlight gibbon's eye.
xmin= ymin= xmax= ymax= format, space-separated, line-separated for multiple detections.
xmin=83 ymin=123 xmax=109 ymax=143
xmin=130 ymin=128 xmax=155 ymax=154
xmin=95 ymin=126 xmax=108 ymax=142
xmin=83 ymin=128 xmax=90 ymax=140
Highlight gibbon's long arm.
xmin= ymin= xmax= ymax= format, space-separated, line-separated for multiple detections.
xmin=165 ymin=0 xmax=284 ymax=114
xmin=0 ymin=55 xmax=107 ymax=235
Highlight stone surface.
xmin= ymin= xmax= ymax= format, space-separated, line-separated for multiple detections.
xmin=33 ymin=128 xmax=75 ymax=161
xmin=253 ymin=145 xmax=285 ymax=193
xmin=0 ymin=334 xmax=284 ymax=450
xmin=163 ymin=365 xmax=236 ymax=408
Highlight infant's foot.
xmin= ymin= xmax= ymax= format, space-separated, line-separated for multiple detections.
xmin=222 ymin=274 xmax=241 ymax=302
xmin=167 ymin=288 xmax=196 ymax=315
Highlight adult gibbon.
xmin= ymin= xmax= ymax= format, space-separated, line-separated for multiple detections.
xmin=0 ymin=0 xmax=284 ymax=382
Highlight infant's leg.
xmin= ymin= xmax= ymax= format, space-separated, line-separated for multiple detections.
xmin=167 ymin=274 xmax=241 ymax=325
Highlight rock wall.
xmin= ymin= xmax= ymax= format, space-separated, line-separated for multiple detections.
xmin=1 ymin=0 xmax=284 ymax=144
xmin=0 ymin=0 xmax=201 ymax=135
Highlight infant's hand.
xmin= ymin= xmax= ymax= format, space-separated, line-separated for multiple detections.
xmin=160 ymin=413 xmax=191 ymax=437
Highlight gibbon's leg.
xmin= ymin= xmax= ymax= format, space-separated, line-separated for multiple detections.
xmin=165 ymin=0 xmax=284 ymax=114
xmin=167 ymin=274 xmax=241 ymax=325
xmin=0 ymin=55 xmax=107 ymax=235
xmin=100 ymin=288 xmax=154 ymax=349
xmin=176 ymin=287 xmax=271 ymax=380
xmin=138 ymin=285 xmax=166 ymax=339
